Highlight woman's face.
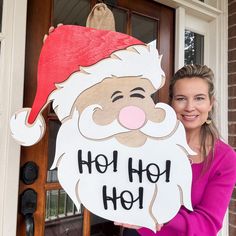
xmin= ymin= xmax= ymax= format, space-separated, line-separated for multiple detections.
xmin=171 ymin=77 xmax=213 ymax=133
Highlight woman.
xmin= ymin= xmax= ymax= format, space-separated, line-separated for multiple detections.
xmin=121 ymin=64 xmax=236 ymax=236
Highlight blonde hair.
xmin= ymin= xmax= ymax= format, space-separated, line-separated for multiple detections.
xmin=169 ymin=64 xmax=220 ymax=171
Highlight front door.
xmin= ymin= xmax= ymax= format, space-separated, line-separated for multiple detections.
xmin=17 ymin=0 xmax=174 ymax=235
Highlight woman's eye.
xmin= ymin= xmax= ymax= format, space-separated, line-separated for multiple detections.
xmin=112 ymin=95 xmax=124 ymax=103
xmin=130 ymin=93 xmax=145 ymax=99
xmin=195 ymin=96 xmax=205 ymax=101
xmin=176 ymin=97 xmax=185 ymax=101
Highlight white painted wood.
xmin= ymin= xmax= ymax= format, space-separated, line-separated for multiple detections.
xmin=212 ymin=2 xmax=229 ymax=236
xmin=185 ymin=13 xmax=209 ymax=65
xmin=0 ymin=0 xmax=27 ymax=235
xmin=155 ymin=0 xmax=221 ymax=21
xmin=175 ymin=7 xmax=185 ymax=71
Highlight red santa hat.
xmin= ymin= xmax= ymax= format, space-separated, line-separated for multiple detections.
xmin=10 ymin=25 xmax=165 ymax=146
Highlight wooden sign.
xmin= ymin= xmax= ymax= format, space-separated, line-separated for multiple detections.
xmin=10 ymin=25 xmax=195 ymax=232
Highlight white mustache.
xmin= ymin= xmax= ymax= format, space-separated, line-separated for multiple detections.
xmin=79 ymin=103 xmax=178 ymax=140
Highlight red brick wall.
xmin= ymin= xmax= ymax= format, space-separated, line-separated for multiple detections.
xmin=228 ymin=1 xmax=236 ymax=235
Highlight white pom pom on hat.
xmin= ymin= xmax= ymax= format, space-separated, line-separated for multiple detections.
xmin=10 ymin=108 xmax=45 ymax=146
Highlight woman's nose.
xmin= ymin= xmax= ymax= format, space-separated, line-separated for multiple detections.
xmin=184 ymin=100 xmax=195 ymax=112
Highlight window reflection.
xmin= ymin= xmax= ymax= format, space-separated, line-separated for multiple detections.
xmin=45 ymin=189 xmax=80 ymax=220
xmin=109 ymin=7 xmax=127 ymax=33
xmin=185 ymin=30 xmax=204 ymax=65
xmin=47 ymin=119 xmax=60 ymax=182
xmin=45 ymin=189 xmax=82 ymax=235
xmin=131 ymin=13 xmax=158 ymax=45
xmin=53 ymin=0 xmax=90 ymax=26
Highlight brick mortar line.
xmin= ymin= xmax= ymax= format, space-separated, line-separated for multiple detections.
xmin=229 ymin=12 xmax=236 ymax=18
xmin=229 ymin=97 xmax=236 ymax=99
xmin=228 ymin=35 xmax=236 ymax=40
xmin=228 ymin=84 xmax=236 ymax=87
xmin=229 ymin=210 xmax=236 ymax=215
xmin=231 ymin=196 xmax=236 ymax=201
xmin=229 ymin=24 xmax=236 ymax=29
xmin=228 ymin=48 xmax=236 ymax=52
xmin=228 ymin=60 xmax=236 ymax=63
xmin=229 ymin=1 xmax=236 ymax=7
xmin=228 ymin=72 xmax=236 ymax=75
xmin=229 ymin=223 xmax=236 ymax=229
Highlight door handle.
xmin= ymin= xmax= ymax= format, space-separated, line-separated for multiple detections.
xmin=25 ymin=214 xmax=34 ymax=236
xmin=20 ymin=189 xmax=37 ymax=236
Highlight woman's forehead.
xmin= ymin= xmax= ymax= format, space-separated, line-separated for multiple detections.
xmin=173 ymin=77 xmax=209 ymax=94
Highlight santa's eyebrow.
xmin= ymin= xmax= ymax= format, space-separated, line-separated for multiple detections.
xmin=111 ymin=90 xmax=122 ymax=98
xmin=130 ymin=87 xmax=145 ymax=93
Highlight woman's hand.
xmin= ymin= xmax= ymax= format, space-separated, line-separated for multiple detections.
xmin=156 ymin=223 xmax=164 ymax=231
xmin=114 ymin=222 xmax=164 ymax=231
xmin=43 ymin=23 xmax=63 ymax=43
xmin=114 ymin=222 xmax=141 ymax=230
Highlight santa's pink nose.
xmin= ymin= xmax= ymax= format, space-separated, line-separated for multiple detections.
xmin=118 ymin=106 xmax=146 ymax=130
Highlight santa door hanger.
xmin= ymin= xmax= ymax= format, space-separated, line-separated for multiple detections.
xmin=10 ymin=25 xmax=195 ymax=232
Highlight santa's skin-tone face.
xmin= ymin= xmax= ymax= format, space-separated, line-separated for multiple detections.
xmin=171 ymin=77 xmax=213 ymax=134
xmin=75 ymin=76 xmax=165 ymax=147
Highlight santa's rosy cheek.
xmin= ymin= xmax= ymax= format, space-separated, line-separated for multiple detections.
xmin=118 ymin=106 xmax=146 ymax=130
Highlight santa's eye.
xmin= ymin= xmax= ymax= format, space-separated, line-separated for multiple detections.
xmin=111 ymin=90 xmax=124 ymax=102
xmin=112 ymin=95 xmax=124 ymax=102
xmin=130 ymin=93 xmax=145 ymax=99
xmin=130 ymin=87 xmax=145 ymax=99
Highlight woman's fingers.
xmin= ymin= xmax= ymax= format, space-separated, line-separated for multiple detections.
xmin=43 ymin=24 xmax=63 ymax=43
xmin=122 ymin=224 xmax=141 ymax=229
xmin=114 ymin=222 xmax=123 ymax=226
xmin=43 ymin=34 xmax=48 ymax=43
xmin=114 ymin=222 xmax=140 ymax=229
xmin=48 ymin=26 xmax=55 ymax=34
xmin=114 ymin=221 xmax=163 ymax=231
xmin=156 ymin=223 xmax=164 ymax=231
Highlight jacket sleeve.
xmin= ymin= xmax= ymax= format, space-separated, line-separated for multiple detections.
xmin=138 ymin=148 xmax=236 ymax=236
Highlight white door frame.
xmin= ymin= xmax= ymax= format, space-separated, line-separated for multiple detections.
xmin=0 ymin=0 xmax=27 ymax=235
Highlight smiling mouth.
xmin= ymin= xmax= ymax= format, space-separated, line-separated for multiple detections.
xmin=181 ymin=115 xmax=199 ymax=121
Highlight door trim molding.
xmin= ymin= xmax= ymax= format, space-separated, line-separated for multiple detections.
xmin=0 ymin=0 xmax=27 ymax=235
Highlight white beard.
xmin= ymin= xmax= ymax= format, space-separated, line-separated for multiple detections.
xmin=51 ymin=108 xmax=194 ymax=232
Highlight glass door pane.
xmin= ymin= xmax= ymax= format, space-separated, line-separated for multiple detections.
xmin=184 ymin=30 xmax=204 ymax=65
xmin=131 ymin=13 xmax=158 ymax=47
xmin=53 ymin=0 xmax=90 ymax=26
xmin=110 ymin=7 xmax=127 ymax=33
